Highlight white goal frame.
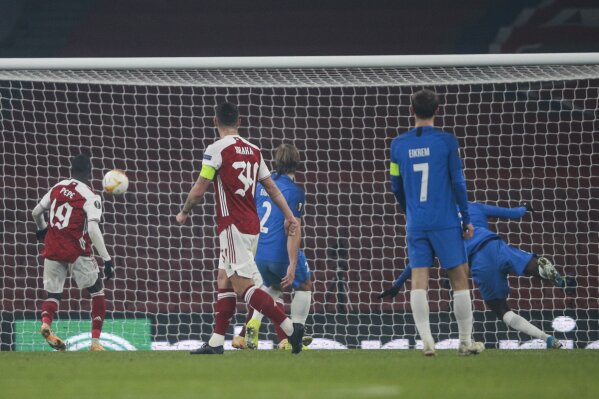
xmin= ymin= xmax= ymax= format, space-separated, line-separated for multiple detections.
xmin=1 ymin=53 xmax=598 ymax=352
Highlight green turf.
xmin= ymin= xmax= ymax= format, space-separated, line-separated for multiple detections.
xmin=1 ymin=350 xmax=597 ymax=399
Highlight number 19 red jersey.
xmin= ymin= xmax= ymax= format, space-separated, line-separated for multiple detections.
xmin=37 ymin=179 xmax=102 ymax=263
xmin=202 ymin=135 xmax=271 ymax=235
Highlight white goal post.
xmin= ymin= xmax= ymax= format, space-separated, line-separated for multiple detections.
xmin=1 ymin=53 xmax=598 ymax=351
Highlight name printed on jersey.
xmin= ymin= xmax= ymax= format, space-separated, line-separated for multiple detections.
xmin=235 ymin=146 xmax=254 ymax=155
xmin=59 ymin=187 xmax=76 ymax=199
xmin=409 ymin=147 xmax=430 ymax=158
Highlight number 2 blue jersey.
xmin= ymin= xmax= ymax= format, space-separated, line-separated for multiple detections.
xmin=255 ymin=174 xmax=305 ymax=264
xmin=390 ymin=125 xmax=470 ymax=231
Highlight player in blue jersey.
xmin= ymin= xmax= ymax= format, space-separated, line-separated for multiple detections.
xmin=232 ymin=144 xmax=313 ymax=350
xmin=379 ymin=201 xmax=572 ymax=349
xmin=389 ymin=89 xmax=483 ymax=356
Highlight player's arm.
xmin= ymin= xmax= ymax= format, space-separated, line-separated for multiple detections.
xmin=480 ymin=203 xmax=528 ymax=220
xmin=281 ymin=218 xmax=301 ymax=288
xmin=32 ymin=191 xmax=51 ymax=241
xmin=281 ymin=190 xmax=306 ymax=288
xmin=84 ymin=196 xmax=114 ymax=280
xmin=390 ymin=163 xmax=406 ymax=212
xmin=378 ymin=264 xmax=412 ymax=299
xmin=389 ymin=140 xmax=407 ymax=212
xmin=176 ymin=147 xmax=219 ymax=225
xmin=176 ymin=172 xmax=212 ymax=224
xmin=448 ymin=137 xmax=473 ymax=239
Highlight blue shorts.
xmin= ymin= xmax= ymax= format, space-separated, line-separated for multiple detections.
xmin=256 ymin=251 xmax=312 ymax=289
xmin=407 ymin=227 xmax=467 ymax=269
xmin=470 ymin=240 xmax=534 ymax=301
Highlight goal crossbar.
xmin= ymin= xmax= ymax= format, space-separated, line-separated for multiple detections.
xmin=1 ymin=53 xmax=599 ymax=70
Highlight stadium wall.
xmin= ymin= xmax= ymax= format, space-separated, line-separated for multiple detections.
xmin=1 ymin=310 xmax=598 ymax=351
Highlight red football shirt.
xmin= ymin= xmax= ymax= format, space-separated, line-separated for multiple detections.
xmin=38 ymin=179 xmax=102 ymax=263
xmin=202 ymin=135 xmax=271 ymax=235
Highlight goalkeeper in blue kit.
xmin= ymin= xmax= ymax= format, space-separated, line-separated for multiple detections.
xmin=389 ymin=89 xmax=483 ymax=356
xmin=379 ymin=201 xmax=572 ymax=349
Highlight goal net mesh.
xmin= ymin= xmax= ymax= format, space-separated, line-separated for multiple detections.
xmin=1 ymin=64 xmax=598 ymax=351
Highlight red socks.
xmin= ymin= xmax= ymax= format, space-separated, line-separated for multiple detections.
xmin=41 ymin=300 xmax=58 ymax=326
xmin=243 ymin=286 xmax=286 ymax=325
xmin=214 ymin=289 xmax=237 ymax=336
xmin=274 ymin=301 xmax=287 ymax=342
xmin=91 ymin=294 xmax=106 ymax=339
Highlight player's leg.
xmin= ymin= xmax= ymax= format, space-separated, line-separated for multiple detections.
xmin=229 ymin=225 xmax=303 ymax=354
xmin=73 ymin=256 xmax=106 ymax=351
xmin=229 ymin=273 xmax=300 ymax=348
xmin=290 ymin=253 xmax=313 ymax=328
xmin=407 ymin=230 xmax=436 ymax=356
xmin=245 ymin=264 xmax=280 ymax=349
xmin=234 ymin=265 xmax=265 ymax=350
xmin=41 ymin=259 xmax=68 ymax=351
xmin=276 ymin=279 xmax=314 ymax=350
xmin=282 ymin=253 xmax=313 ymax=349
xmin=433 ymin=228 xmax=483 ymax=356
xmin=522 ymin=254 xmax=568 ymax=287
xmin=232 ymin=306 xmax=252 ymax=349
xmin=191 ymin=269 xmax=233 ymax=355
xmin=486 ymin=299 xmax=562 ymax=349
xmin=87 ymin=277 xmax=106 ymax=351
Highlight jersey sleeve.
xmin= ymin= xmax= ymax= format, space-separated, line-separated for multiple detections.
xmin=290 ymin=189 xmax=306 ymax=218
xmin=389 ymin=137 xmax=400 ymax=176
xmin=481 ymin=203 xmax=527 ymax=220
xmin=202 ymin=143 xmax=223 ymax=171
xmin=83 ymin=195 xmax=103 ymax=222
xmin=447 ymin=136 xmax=470 ymax=225
xmin=38 ymin=190 xmax=52 ymax=210
xmin=257 ymin=153 xmax=271 ymax=181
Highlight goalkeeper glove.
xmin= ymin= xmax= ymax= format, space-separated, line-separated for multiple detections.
xmin=104 ymin=259 xmax=114 ymax=281
xmin=521 ymin=203 xmax=535 ymax=213
xmin=36 ymin=228 xmax=47 ymax=242
xmin=377 ymin=285 xmax=401 ymax=299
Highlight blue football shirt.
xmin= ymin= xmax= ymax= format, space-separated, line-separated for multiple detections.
xmin=390 ymin=125 xmax=470 ymax=231
xmin=255 ymin=173 xmax=305 ymax=264
xmin=467 ymin=202 xmax=527 ymax=230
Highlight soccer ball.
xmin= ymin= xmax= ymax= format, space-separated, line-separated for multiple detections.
xmin=102 ymin=169 xmax=129 ymax=194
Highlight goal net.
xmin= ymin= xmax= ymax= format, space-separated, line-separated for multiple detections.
xmin=1 ymin=57 xmax=598 ymax=351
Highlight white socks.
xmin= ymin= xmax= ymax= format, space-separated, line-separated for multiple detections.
xmin=411 ymin=289 xmax=434 ymax=348
xmin=251 ymin=286 xmax=281 ymax=323
xmin=453 ymin=289 xmax=473 ymax=346
xmin=291 ymin=291 xmax=311 ymax=324
xmin=208 ymin=333 xmax=225 ymax=347
xmin=279 ymin=319 xmax=294 ymax=336
xmin=503 ymin=311 xmax=549 ymax=340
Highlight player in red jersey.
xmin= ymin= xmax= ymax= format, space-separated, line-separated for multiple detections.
xmin=32 ymin=154 xmax=113 ymax=351
xmin=176 ymin=102 xmax=304 ymax=355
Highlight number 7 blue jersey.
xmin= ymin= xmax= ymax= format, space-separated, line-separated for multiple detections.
xmin=255 ymin=173 xmax=305 ymax=264
xmin=390 ymin=125 xmax=470 ymax=231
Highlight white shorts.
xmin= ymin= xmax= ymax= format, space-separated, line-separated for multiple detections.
xmin=218 ymin=224 xmax=261 ymax=283
xmin=43 ymin=256 xmax=99 ymax=294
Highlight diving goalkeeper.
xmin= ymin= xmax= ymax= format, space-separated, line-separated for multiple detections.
xmin=379 ymin=201 xmax=572 ymax=349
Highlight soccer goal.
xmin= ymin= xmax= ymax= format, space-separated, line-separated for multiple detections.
xmin=1 ymin=54 xmax=598 ymax=351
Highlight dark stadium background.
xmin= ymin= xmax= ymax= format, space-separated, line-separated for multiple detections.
xmin=1 ymin=0 xmax=598 ymax=350
xmin=1 ymin=0 xmax=599 ymax=57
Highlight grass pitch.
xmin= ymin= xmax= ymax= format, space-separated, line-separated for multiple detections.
xmin=1 ymin=350 xmax=597 ymax=399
